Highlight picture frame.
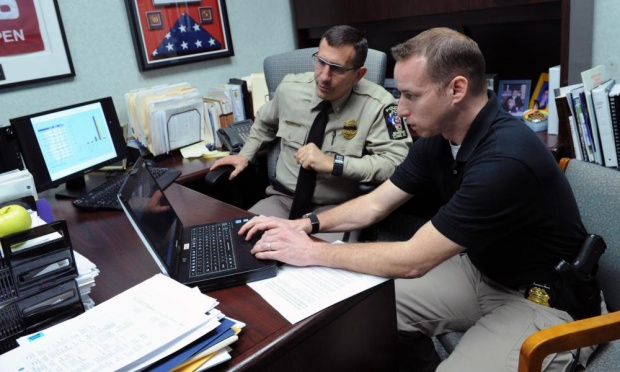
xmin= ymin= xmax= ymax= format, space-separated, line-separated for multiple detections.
xmin=529 ymin=72 xmax=550 ymax=110
xmin=125 ymin=0 xmax=234 ymax=71
xmin=0 ymin=0 xmax=75 ymax=89
xmin=498 ymin=79 xmax=531 ymax=117
xmin=485 ymin=73 xmax=498 ymax=92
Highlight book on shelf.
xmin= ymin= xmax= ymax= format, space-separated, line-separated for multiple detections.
xmin=591 ymin=79 xmax=617 ymax=168
xmin=554 ymin=84 xmax=583 ymax=160
xmin=581 ymin=64 xmax=610 ymax=165
xmin=565 ymin=85 xmax=591 ymax=161
xmin=571 ymin=87 xmax=597 ymax=163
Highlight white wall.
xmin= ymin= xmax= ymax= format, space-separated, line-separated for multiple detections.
xmin=592 ymin=0 xmax=620 ymax=80
xmin=2 ymin=0 xmax=618 ymax=128
xmin=0 ymin=0 xmax=295 ymax=127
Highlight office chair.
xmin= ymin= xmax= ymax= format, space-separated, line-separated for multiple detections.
xmin=429 ymin=158 xmax=620 ymax=371
xmin=205 ymin=47 xmax=388 ymax=209
xmin=263 ymin=47 xmax=387 ymax=100
xmin=518 ymin=158 xmax=620 ymax=371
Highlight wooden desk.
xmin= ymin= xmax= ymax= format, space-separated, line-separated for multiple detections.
xmin=154 ymin=153 xmax=214 ymax=184
xmin=41 ymin=183 xmax=397 ymax=371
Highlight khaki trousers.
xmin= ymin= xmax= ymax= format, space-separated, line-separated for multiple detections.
xmin=396 ymin=254 xmax=595 ymax=371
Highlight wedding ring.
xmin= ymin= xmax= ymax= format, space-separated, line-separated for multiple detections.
xmin=300 ymin=158 xmax=305 ymax=165
xmin=267 ymin=243 xmax=272 ymax=251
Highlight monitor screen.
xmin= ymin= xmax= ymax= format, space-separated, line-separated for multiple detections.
xmin=10 ymin=97 xmax=127 ymax=198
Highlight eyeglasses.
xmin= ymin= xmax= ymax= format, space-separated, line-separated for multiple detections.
xmin=312 ymin=52 xmax=359 ymax=76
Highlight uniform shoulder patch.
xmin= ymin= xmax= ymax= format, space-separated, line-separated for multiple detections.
xmin=383 ymin=104 xmax=408 ymax=140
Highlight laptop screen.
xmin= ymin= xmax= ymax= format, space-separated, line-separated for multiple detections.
xmin=120 ymin=162 xmax=181 ymax=274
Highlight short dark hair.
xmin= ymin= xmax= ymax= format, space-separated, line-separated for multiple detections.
xmin=391 ymin=28 xmax=487 ymax=95
xmin=322 ymin=25 xmax=368 ymax=69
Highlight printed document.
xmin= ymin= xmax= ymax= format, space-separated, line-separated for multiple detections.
xmin=0 ymin=274 xmax=219 ymax=371
xmin=248 ymin=264 xmax=388 ymax=324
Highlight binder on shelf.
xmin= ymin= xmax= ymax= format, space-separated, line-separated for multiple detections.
xmin=581 ymin=64 xmax=610 ymax=165
xmin=591 ymin=79 xmax=616 ymax=168
xmin=0 ymin=220 xmax=84 ymax=354
xmin=608 ymin=84 xmax=620 ymax=169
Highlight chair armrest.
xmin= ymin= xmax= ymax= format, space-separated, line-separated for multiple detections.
xmin=518 ymin=311 xmax=620 ymax=372
xmin=204 ymin=165 xmax=234 ymax=186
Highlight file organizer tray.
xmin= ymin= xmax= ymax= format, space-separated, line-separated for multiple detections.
xmin=0 ymin=220 xmax=85 ymax=354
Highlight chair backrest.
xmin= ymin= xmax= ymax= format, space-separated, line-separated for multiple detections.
xmin=262 ymin=47 xmax=388 ymax=185
xmin=263 ymin=47 xmax=388 ymax=100
xmin=563 ymin=159 xmax=620 ymax=312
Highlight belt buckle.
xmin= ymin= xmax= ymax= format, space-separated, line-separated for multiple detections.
xmin=526 ymin=283 xmax=551 ymax=307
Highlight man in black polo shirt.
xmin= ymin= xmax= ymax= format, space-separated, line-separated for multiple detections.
xmin=239 ymin=28 xmax=602 ymax=371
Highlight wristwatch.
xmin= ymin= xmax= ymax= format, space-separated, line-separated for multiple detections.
xmin=303 ymin=212 xmax=320 ymax=235
xmin=332 ymin=153 xmax=344 ymax=176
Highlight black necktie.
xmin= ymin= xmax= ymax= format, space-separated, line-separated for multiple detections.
xmin=289 ymin=101 xmax=330 ymax=219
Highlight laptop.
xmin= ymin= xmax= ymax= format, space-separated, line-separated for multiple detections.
xmin=117 ymin=158 xmax=277 ymax=291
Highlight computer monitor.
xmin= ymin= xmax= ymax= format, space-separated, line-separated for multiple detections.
xmin=9 ymin=97 xmax=127 ymax=198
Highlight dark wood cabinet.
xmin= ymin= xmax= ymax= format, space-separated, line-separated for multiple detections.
xmin=292 ymin=0 xmax=571 ymax=86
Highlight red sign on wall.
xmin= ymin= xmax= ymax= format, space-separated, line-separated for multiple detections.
xmin=0 ymin=0 xmax=45 ymax=57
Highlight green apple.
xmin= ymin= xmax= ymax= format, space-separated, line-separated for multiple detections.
xmin=0 ymin=204 xmax=33 ymax=238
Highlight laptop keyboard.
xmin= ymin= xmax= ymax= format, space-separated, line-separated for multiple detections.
xmin=189 ymin=222 xmax=237 ymax=277
xmin=73 ymin=167 xmax=173 ymax=211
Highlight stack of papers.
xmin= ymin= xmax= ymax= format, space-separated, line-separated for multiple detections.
xmin=0 ymin=274 xmax=243 ymax=372
xmin=125 ymin=83 xmax=207 ymax=156
xmin=73 ymin=250 xmax=99 ymax=310
xmin=179 ymin=141 xmax=230 ymax=159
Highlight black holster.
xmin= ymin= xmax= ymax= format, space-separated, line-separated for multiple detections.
xmin=551 ymin=234 xmax=606 ymax=320
xmin=526 ymin=234 xmax=606 ymax=320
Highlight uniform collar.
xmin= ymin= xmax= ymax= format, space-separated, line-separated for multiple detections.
xmin=312 ymin=86 xmax=354 ymax=116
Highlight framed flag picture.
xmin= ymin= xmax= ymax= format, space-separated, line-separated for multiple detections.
xmin=0 ymin=0 xmax=75 ymax=89
xmin=125 ymin=0 xmax=234 ymax=71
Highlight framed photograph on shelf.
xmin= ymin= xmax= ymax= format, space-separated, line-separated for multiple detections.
xmin=529 ymin=72 xmax=550 ymax=110
xmin=125 ymin=0 xmax=234 ymax=71
xmin=485 ymin=73 xmax=498 ymax=92
xmin=498 ymin=80 xmax=531 ymax=117
xmin=0 ymin=0 xmax=75 ymax=89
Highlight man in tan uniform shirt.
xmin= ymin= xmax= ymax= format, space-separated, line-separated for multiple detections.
xmin=211 ymin=25 xmax=411 ymax=241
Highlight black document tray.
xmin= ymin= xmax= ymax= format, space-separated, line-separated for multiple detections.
xmin=0 ymin=220 xmax=85 ymax=354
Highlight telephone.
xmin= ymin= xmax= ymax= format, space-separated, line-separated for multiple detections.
xmin=217 ymin=119 xmax=252 ymax=153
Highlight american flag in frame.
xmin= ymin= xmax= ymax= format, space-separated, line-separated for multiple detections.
xmin=125 ymin=0 xmax=234 ymax=71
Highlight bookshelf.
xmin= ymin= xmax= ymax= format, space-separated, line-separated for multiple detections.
xmin=292 ymin=0 xmax=596 ymax=160
xmin=291 ymin=0 xmax=583 ymax=87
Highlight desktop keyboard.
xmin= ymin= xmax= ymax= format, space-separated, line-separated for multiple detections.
xmin=189 ymin=222 xmax=237 ymax=277
xmin=72 ymin=167 xmax=179 ymax=211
